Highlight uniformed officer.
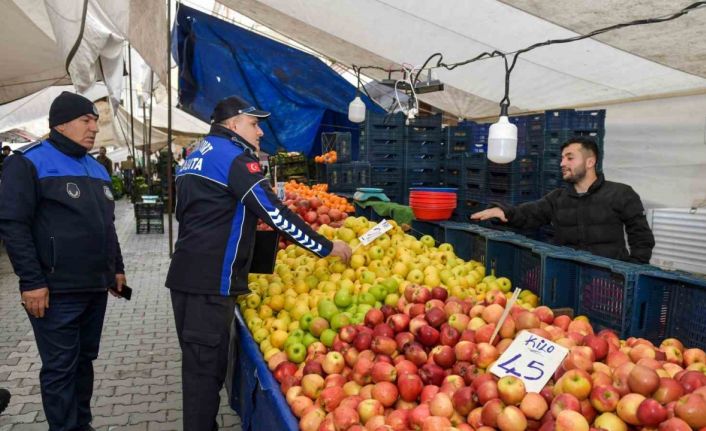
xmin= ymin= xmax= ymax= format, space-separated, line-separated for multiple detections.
xmin=166 ymin=95 xmax=352 ymax=430
xmin=0 ymin=92 xmax=126 ymax=431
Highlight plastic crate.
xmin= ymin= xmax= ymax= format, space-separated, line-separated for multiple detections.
xmin=440 ymin=222 xmax=506 ymax=264
xmin=354 ymin=203 xmax=384 ymax=222
xmin=465 ymin=152 xmax=488 ymax=169
xmin=545 ymin=109 xmax=574 ymax=131
xmin=542 ymin=253 xmax=641 ymax=337
xmin=410 ymin=220 xmax=445 ymax=244
xmin=545 ymin=129 xmax=605 ymax=154
xmin=135 ymin=202 xmax=164 ymax=219
xmin=541 ymin=171 xmax=564 ymax=192
xmin=406 ymin=167 xmax=441 ymax=183
xmin=527 ymin=114 xmax=545 ymax=134
xmin=321 ymin=132 xmax=352 ymax=162
xmin=406 ymin=140 xmax=445 ymax=156
xmin=542 ymin=151 xmax=562 ymax=172
xmin=485 ymin=235 xmax=556 ymax=295
xmin=630 ymin=270 xmax=706 ymax=348
xmin=445 ymin=126 xmax=472 ymax=154
xmin=487 ymin=171 xmax=537 ymax=189
xmin=462 ymin=181 xmax=486 ymax=200
xmin=370 ymin=163 xmax=404 ymax=186
xmin=486 ymin=185 xmax=537 ymax=203
xmin=327 ymin=162 xmax=370 ymax=192
xmin=406 ymin=115 xmax=442 ymax=131
xmin=464 ymin=166 xmax=486 ymax=184
xmin=359 ymin=137 xmax=405 ymax=162
xmin=487 ymin=156 xmax=537 ymax=174
xmin=573 ymin=109 xmax=606 ymax=131
xmin=362 ymin=112 xmax=406 ymax=131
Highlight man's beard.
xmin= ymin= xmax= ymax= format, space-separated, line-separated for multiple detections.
xmin=562 ymin=165 xmax=587 ymax=184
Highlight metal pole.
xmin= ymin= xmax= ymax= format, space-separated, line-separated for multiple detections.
xmin=148 ymin=72 xmax=154 ymax=180
xmin=128 ymin=45 xmax=136 ymax=159
xmin=142 ymin=97 xmax=148 ymax=187
xmin=167 ymin=0 xmax=174 ymax=257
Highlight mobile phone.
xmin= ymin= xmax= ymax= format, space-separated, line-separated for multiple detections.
xmin=111 ymin=284 xmax=132 ymax=300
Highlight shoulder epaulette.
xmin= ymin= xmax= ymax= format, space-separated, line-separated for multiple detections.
xmin=14 ymin=140 xmax=43 ymax=154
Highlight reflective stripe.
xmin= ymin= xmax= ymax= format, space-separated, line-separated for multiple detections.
xmin=220 ymin=203 xmax=246 ymax=295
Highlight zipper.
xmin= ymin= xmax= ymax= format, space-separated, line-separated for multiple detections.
xmin=49 ymin=236 xmax=56 ymax=273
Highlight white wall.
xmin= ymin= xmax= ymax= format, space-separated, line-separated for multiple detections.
xmin=597 ymin=94 xmax=706 ymax=209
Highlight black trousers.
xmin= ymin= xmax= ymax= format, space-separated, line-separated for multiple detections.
xmin=170 ymin=289 xmax=236 ymax=431
xmin=28 ymin=292 xmax=107 ymax=431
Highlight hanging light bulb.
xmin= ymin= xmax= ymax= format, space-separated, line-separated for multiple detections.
xmin=348 ymin=95 xmax=366 ymax=123
xmin=487 ymin=112 xmax=517 ymax=164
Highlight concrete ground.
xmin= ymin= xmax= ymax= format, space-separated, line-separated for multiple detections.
xmin=0 ymin=199 xmax=242 ymax=430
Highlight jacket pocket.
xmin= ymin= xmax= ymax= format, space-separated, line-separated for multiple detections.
xmin=182 ymin=329 xmax=225 ymax=377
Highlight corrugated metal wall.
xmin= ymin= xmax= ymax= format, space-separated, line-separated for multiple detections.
xmin=649 ymin=208 xmax=706 ymax=275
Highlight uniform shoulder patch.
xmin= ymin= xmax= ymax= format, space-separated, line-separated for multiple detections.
xmin=246 ymin=162 xmax=261 ymax=173
xmin=14 ymin=141 xmax=43 ymax=154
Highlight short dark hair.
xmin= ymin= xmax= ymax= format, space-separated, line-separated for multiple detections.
xmin=2 ymin=145 xmax=10 ymax=151
xmin=560 ymin=136 xmax=600 ymax=161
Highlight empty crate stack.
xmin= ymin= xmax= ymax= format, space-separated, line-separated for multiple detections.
xmin=404 ymin=115 xmax=444 ymax=203
xmin=357 ymin=113 xmax=406 ymax=202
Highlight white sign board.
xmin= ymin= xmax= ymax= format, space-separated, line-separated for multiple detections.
xmin=358 ymin=219 xmax=393 ymax=246
xmin=489 ymin=331 xmax=569 ymax=393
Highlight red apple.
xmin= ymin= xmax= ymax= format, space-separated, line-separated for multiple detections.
xmin=333 ymin=405 xmax=359 ymax=430
xmin=417 ymin=326 xmax=441 ymax=347
xmin=371 ymin=361 xmax=397 ymax=384
xmin=521 ymin=392 xmax=549 ymax=420
xmin=616 ymin=393 xmax=645 ymax=426
xmin=372 ymin=336 xmax=397 ymax=356
xmin=678 ymin=370 xmax=706 ymax=393
xmin=636 ymin=398 xmax=668 ymax=427
xmin=425 ymin=307 xmax=447 ymax=328
xmin=583 ymin=334 xmax=609 ymax=361
xmin=476 ymin=379 xmax=499 ymax=405
xmin=404 ymin=342 xmax=428 ymax=367
xmin=439 ymin=324 xmax=460 ymax=347
xmin=551 ymin=393 xmax=580 ymax=418
xmin=497 ymin=405 xmax=528 ymax=431
xmin=589 ymin=385 xmax=620 ymax=413
xmin=430 ymin=392 xmax=454 ymax=418
xmin=674 ymin=393 xmax=706 ymax=428
xmin=497 ymin=375 xmax=527 ymax=406
xmin=658 ymin=417 xmax=692 ymax=431
xmin=431 ymin=286 xmax=448 ymax=301
xmin=452 ymin=386 xmax=476 ymax=416
xmin=365 ymin=309 xmax=385 ymax=327
xmin=274 ymin=361 xmax=298 ymax=383
xmin=409 ymin=403 xmax=431 ymax=429
xmin=431 ymin=345 xmax=456 ymax=369
xmin=320 ymin=386 xmax=346 ymax=412
xmin=628 ymin=364 xmax=660 ymax=396
xmin=396 ymin=372 xmax=423 ymax=403
xmin=555 ymin=409 xmax=588 ymax=431
xmin=654 ymin=377 xmax=685 ymax=404
xmin=419 ymin=363 xmax=446 ymax=387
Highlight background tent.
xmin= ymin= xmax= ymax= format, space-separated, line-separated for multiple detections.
xmin=172 ymin=4 xmax=382 ymax=156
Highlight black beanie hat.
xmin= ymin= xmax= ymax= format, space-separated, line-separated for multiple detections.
xmin=49 ymin=91 xmax=99 ymax=128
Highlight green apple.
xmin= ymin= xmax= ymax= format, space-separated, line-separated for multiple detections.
xmin=299 ymin=312 xmax=315 ymax=331
xmin=370 ymin=284 xmax=387 ymax=301
xmin=320 ymin=329 xmax=337 ymax=347
xmin=419 ymin=235 xmax=435 ymax=248
xmin=330 ymin=313 xmax=351 ymax=331
xmin=252 ymin=327 xmax=269 ymax=344
xmin=360 ymin=270 xmax=376 ymax=285
xmin=302 ymin=332 xmax=317 ymax=348
xmin=357 ymin=303 xmax=373 ymax=315
xmin=382 ymin=278 xmax=399 ymax=295
xmin=496 ymin=277 xmax=512 ymax=293
xmin=317 ymin=299 xmax=339 ymax=321
xmin=286 ymin=342 xmax=306 ymax=363
xmin=334 ymin=288 xmax=353 ymax=308
xmin=384 ymin=293 xmax=399 ymax=307
xmin=438 ymin=243 xmax=453 ymax=252
xmin=359 ymin=292 xmax=376 ymax=307
xmin=407 ymin=269 xmax=424 ymax=283
xmin=309 ymin=317 xmax=330 ymax=337
xmin=367 ymin=245 xmax=385 ymax=261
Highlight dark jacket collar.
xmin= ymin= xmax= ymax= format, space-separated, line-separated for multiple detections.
xmin=568 ymin=173 xmax=605 ymax=197
xmin=48 ymin=129 xmax=88 ymax=158
xmin=208 ymin=124 xmax=257 ymax=154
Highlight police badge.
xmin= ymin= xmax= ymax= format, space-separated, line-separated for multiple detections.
xmin=103 ymin=185 xmax=114 ymax=201
xmin=66 ymin=182 xmax=80 ymax=199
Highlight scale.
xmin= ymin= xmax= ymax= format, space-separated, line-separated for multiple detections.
xmin=353 ymin=187 xmax=390 ymax=202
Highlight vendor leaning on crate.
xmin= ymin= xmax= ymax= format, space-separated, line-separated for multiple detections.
xmin=165 ymin=95 xmax=352 ymax=431
xmin=472 ymin=136 xmax=655 ymax=264
xmin=0 ymin=92 xmax=126 ymax=431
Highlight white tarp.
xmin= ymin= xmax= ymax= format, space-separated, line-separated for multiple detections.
xmin=0 ymin=0 xmax=166 ymax=105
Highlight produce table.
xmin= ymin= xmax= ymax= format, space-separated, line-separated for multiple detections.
xmin=230 ymin=308 xmax=298 ymax=431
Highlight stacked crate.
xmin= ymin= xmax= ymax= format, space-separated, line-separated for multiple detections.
xmin=404 ymin=115 xmax=444 ymax=203
xmin=357 ymin=113 xmax=407 ymax=202
xmin=486 ymin=155 xmax=539 ymax=206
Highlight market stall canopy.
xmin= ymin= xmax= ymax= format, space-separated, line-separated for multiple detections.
xmin=220 ymin=0 xmax=706 ymax=118
xmin=0 ymin=0 xmax=167 ymax=105
xmin=173 ymin=4 xmax=382 ymax=156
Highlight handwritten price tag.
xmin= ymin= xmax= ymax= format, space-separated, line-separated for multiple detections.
xmin=358 ymin=219 xmax=393 ymax=246
xmin=489 ymin=330 xmax=568 ymax=393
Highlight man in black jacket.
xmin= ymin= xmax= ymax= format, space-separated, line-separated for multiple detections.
xmin=472 ymin=137 xmax=655 ymax=263
xmin=166 ymin=95 xmax=351 ymax=430
xmin=0 ymin=92 xmax=126 ymax=431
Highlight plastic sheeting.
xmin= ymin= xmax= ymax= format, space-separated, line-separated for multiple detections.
xmin=172 ymin=4 xmax=381 ymax=156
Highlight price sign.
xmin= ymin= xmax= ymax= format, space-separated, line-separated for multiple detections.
xmin=489 ymin=330 xmax=568 ymax=393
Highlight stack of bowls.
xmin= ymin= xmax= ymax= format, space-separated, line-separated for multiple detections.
xmin=408 ymin=187 xmax=458 ymax=221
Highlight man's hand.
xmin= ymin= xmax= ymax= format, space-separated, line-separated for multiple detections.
xmin=110 ymin=273 xmax=127 ymax=298
xmin=21 ymin=287 xmax=49 ymax=318
xmin=470 ymin=207 xmax=508 ymax=222
xmin=329 ymin=240 xmax=352 ymax=264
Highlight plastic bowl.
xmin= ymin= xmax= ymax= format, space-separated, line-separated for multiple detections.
xmin=411 ymin=206 xmax=455 ymax=221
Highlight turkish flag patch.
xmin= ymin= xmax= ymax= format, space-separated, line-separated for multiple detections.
xmin=246 ymin=162 xmax=261 ymax=173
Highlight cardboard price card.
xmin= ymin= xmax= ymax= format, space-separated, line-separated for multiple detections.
xmin=489 ymin=331 xmax=569 ymax=393
xmin=358 ymin=219 xmax=393 ymax=246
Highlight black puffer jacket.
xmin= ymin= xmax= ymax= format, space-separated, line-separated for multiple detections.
xmin=496 ymin=174 xmax=655 ymax=263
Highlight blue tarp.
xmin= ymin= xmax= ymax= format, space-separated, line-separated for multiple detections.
xmin=172 ymin=5 xmax=381 ymax=156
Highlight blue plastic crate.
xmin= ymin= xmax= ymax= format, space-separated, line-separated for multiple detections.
xmin=527 ymin=114 xmax=545 ymax=134
xmin=487 ymin=156 xmax=537 ymax=174
xmin=545 ymin=129 xmax=605 ymax=154
xmin=465 ymin=152 xmax=488 ymax=169
xmin=407 ymin=140 xmax=445 ymax=156
xmin=442 ymin=155 xmax=464 ymax=175
xmin=406 ymin=153 xmax=441 ymax=166
xmin=328 ymin=162 xmax=370 ymax=192
xmin=541 ymin=170 xmax=564 ymax=191
xmin=486 ymin=235 xmax=557 ymax=296
xmin=359 ymin=137 xmax=405 ymax=162
xmin=370 ymin=163 xmax=403 ymax=187
xmin=542 ymin=253 xmax=641 ymax=337
xmin=363 ymin=112 xmax=406 ymax=130
xmin=440 ymin=222 xmax=506 ymax=264
xmin=487 ymin=170 xmax=538 ymax=189
xmin=573 ymin=109 xmax=606 ymax=131
xmin=631 ymin=270 xmax=706 ymax=348
xmin=542 ymin=151 xmax=562 ymax=172
xmin=464 ymin=166 xmax=486 ymax=184
xmin=407 ymin=115 xmax=442 ymax=131
xmin=445 ymin=126 xmax=472 ymax=154
xmin=487 ymin=184 xmax=537 ymax=201
xmin=545 ymin=109 xmax=574 ymax=131
xmin=406 ymin=167 xmax=441 ymax=184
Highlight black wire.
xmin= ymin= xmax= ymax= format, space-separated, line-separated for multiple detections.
xmin=358 ymin=1 xmax=706 ymax=113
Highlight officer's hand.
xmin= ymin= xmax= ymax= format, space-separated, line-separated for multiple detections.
xmin=470 ymin=207 xmax=508 ymax=222
xmin=21 ymin=287 xmax=49 ymax=318
xmin=110 ymin=274 xmax=127 ymax=298
xmin=329 ymin=241 xmax=352 ymax=264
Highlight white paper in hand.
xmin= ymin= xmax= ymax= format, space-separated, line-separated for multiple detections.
xmin=358 ymin=219 xmax=393 ymax=246
xmin=489 ymin=330 xmax=569 ymax=393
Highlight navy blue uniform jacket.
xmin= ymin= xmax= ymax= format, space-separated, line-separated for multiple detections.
xmin=166 ymin=126 xmax=333 ymax=297
xmin=0 ymin=132 xmax=125 ymax=293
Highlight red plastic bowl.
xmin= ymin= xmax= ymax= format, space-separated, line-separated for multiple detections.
xmin=409 ymin=191 xmax=457 ymax=199
xmin=409 ymin=197 xmax=457 ymax=205
xmin=409 ymin=200 xmax=456 ymax=209
xmin=411 ymin=206 xmax=455 ymax=221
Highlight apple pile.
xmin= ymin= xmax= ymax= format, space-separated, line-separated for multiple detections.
xmin=258 ymin=181 xmax=354 ymax=248
xmin=265 ymin=283 xmax=706 ymax=431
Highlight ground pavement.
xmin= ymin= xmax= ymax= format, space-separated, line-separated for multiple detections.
xmin=0 ymin=199 xmax=242 ymax=430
